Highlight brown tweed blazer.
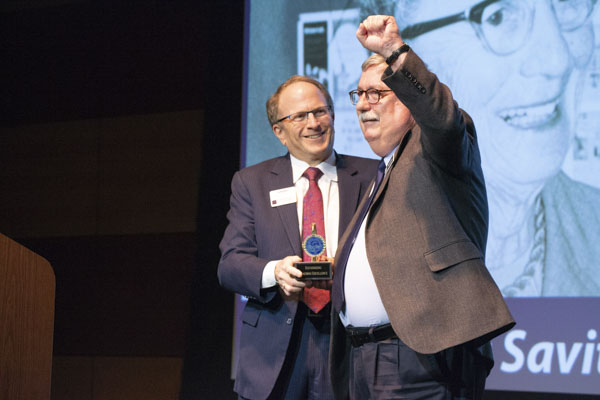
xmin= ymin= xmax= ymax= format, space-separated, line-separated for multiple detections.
xmin=330 ymin=49 xmax=515 ymax=397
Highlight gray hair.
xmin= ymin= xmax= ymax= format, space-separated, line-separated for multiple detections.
xmin=361 ymin=53 xmax=387 ymax=71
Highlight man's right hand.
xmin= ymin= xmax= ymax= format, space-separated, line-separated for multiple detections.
xmin=274 ymin=255 xmax=305 ymax=298
xmin=356 ymin=15 xmax=405 ymax=60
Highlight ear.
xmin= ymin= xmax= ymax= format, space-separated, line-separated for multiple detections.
xmin=272 ymin=123 xmax=287 ymax=146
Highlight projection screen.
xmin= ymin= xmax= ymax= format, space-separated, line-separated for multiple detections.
xmin=236 ymin=0 xmax=600 ymax=395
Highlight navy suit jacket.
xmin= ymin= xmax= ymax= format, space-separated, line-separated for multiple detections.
xmin=218 ymin=152 xmax=377 ymax=399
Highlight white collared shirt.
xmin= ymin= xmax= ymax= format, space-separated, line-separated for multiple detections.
xmin=340 ymin=148 xmax=396 ymax=328
xmin=261 ymin=152 xmax=339 ymax=288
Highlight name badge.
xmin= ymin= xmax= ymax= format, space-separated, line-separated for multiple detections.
xmin=269 ymin=187 xmax=297 ymax=207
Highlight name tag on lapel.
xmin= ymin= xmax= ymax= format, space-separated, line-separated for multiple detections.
xmin=269 ymin=187 xmax=297 ymax=207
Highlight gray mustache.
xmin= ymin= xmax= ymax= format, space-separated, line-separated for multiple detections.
xmin=359 ymin=112 xmax=379 ymax=122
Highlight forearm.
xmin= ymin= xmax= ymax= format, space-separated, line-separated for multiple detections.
xmin=383 ymin=50 xmax=475 ymax=175
xmin=217 ymin=249 xmax=276 ymax=302
xmin=216 ymin=170 xmax=278 ymax=302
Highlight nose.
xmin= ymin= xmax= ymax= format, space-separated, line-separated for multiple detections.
xmin=305 ymin=111 xmax=320 ymax=128
xmin=519 ymin=1 xmax=571 ymax=80
xmin=355 ymin=92 xmax=371 ymax=112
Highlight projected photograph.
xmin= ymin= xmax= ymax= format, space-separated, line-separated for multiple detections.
xmin=242 ymin=0 xmax=600 ymax=395
xmin=300 ymin=1 xmax=600 ymax=298
xmin=247 ymin=0 xmax=600 ymax=298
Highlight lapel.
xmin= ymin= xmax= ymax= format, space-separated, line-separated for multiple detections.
xmin=269 ymin=155 xmax=302 ymax=255
xmin=372 ymin=129 xmax=413 ymax=206
xmin=336 ymin=153 xmax=363 ymax=235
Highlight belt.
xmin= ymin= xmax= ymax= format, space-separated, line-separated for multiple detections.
xmin=346 ymin=323 xmax=397 ymax=347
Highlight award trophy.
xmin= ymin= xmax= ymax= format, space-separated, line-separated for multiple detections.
xmin=296 ymin=223 xmax=332 ymax=280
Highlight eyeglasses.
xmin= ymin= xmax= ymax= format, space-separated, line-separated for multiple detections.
xmin=400 ymin=0 xmax=597 ymax=55
xmin=348 ymin=89 xmax=393 ymax=105
xmin=276 ymin=106 xmax=332 ymax=124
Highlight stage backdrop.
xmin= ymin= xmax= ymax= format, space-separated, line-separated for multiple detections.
xmin=234 ymin=1 xmax=600 ymax=395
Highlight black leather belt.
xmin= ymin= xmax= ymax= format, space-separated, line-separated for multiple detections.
xmin=346 ymin=323 xmax=397 ymax=347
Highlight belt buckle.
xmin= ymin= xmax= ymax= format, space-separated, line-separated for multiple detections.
xmin=347 ymin=327 xmax=369 ymax=347
xmin=349 ymin=333 xmax=366 ymax=347
xmin=347 ymin=324 xmax=394 ymax=347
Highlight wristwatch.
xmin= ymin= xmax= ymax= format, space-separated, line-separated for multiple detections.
xmin=385 ymin=43 xmax=410 ymax=65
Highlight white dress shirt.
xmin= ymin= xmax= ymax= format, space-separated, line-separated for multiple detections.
xmin=340 ymin=149 xmax=396 ymax=328
xmin=261 ymin=152 xmax=339 ymax=288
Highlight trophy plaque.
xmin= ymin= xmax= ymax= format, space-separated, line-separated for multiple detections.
xmin=296 ymin=223 xmax=332 ymax=280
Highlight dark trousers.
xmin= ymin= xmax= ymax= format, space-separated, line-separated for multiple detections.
xmin=268 ymin=303 xmax=334 ymax=400
xmin=349 ymin=337 xmax=488 ymax=400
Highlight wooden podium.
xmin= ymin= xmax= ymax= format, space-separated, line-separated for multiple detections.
xmin=0 ymin=233 xmax=55 ymax=400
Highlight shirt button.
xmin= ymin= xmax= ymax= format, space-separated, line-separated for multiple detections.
xmin=286 ymin=318 xmax=293 ymax=325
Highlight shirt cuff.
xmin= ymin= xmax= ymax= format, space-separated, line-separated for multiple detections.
xmin=261 ymin=260 xmax=279 ymax=288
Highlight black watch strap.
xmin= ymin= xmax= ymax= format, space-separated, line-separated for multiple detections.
xmin=385 ymin=43 xmax=410 ymax=65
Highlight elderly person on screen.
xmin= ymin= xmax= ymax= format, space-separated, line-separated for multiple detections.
xmin=360 ymin=0 xmax=600 ymax=296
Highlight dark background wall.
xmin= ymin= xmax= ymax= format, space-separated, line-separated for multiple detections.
xmin=1 ymin=1 xmax=598 ymax=399
xmin=1 ymin=1 xmax=242 ymax=399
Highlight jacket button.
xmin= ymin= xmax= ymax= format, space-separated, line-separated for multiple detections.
xmin=286 ymin=318 xmax=293 ymax=325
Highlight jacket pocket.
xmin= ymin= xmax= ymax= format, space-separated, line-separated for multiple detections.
xmin=424 ymin=239 xmax=482 ymax=272
xmin=241 ymin=303 xmax=261 ymax=327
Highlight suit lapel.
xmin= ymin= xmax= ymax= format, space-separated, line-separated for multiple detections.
xmin=372 ymin=129 xmax=413 ymax=206
xmin=269 ymin=155 xmax=302 ymax=256
xmin=269 ymin=153 xmax=371 ymax=254
xmin=336 ymin=154 xmax=363 ymax=235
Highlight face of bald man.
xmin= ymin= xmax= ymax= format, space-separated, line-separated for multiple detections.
xmin=272 ymin=81 xmax=335 ymax=166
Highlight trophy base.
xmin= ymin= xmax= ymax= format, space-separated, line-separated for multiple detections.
xmin=296 ymin=261 xmax=332 ymax=280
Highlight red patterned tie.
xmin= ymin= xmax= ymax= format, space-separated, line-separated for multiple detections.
xmin=301 ymin=167 xmax=330 ymax=313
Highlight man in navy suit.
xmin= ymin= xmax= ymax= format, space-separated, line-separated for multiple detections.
xmin=218 ymin=75 xmax=377 ymax=399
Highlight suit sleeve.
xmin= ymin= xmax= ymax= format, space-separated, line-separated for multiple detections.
xmin=217 ymin=170 xmax=278 ymax=303
xmin=382 ymin=49 xmax=478 ymax=178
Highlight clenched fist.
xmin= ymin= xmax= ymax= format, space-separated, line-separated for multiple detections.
xmin=356 ymin=15 xmax=405 ymax=59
